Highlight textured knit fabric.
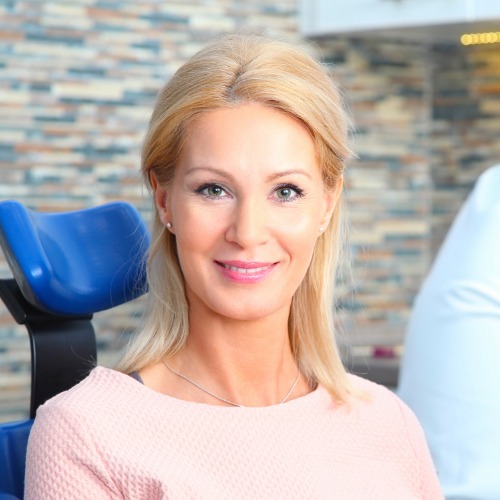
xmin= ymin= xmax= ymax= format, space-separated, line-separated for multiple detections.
xmin=25 ymin=367 xmax=443 ymax=499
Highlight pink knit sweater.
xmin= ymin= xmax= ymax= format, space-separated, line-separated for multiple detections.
xmin=25 ymin=367 xmax=442 ymax=499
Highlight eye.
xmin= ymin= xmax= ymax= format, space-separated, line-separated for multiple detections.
xmin=206 ymin=185 xmax=225 ymax=197
xmin=195 ymin=183 xmax=229 ymax=199
xmin=274 ymin=184 xmax=304 ymax=202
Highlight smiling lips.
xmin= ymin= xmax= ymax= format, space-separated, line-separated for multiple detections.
xmin=215 ymin=260 xmax=277 ymax=283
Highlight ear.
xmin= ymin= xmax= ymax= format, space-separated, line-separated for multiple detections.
xmin=151 ymin=172 xmax=173 ymax=231
xmin=320 ymin=176 xmax=343 ymax=230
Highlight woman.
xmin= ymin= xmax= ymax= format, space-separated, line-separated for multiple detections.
xmin=25 ymin=34 xmax=443 ymax=499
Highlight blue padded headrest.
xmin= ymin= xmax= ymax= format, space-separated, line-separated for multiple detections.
xmin=0 ymin=201 xmax=150 ymax=315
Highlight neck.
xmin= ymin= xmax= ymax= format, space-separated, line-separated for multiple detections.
xmin=170 ymin=305 xmax=304 ymax=407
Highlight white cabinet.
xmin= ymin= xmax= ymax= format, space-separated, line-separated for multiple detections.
xmin=474 ymin=0 xmax=500 ymax=20
xmin=300 ymin=0 xmax=500 ymax=37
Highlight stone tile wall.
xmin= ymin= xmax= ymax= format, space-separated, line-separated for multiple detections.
xmin=315 ymin=38 xmax=432 ymax=340
xmin=1 ymin=1 xmax=499 ymax=420
xmin=431 ymin=42 xmax=500 ymax=255
xmin=316 ymin=38 xmax=500 ymax=346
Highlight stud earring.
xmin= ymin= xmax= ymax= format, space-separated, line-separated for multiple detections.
xmin=166 ymin=222 xmax=172 ymax=229
xmin=319 ymin=227 xmax=324 ymax=233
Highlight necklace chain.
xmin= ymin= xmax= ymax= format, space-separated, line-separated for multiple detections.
xmin=163 ymin=360 xmax=300 ymax=407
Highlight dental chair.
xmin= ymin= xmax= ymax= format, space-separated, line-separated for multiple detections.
xmin=0 ymin=200 xmax=149 ymax=499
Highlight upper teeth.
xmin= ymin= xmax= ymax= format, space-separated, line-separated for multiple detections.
xmin=222 ymin=264 xmax=268 ymax=273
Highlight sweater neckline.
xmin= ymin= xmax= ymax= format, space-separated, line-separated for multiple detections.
xmin=92 ymin=366 xmax=332 ymax=412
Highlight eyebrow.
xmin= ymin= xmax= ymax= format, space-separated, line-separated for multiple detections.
xmin=185 ymin=166 xmax=313 ymax=182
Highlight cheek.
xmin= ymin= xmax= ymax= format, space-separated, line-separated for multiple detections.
xmin=275 ymin=212 xmax=320 ymax=265
xmin=291 ymin=232 xmax=318 ymax=269
xmin=172 ymin=207 xmax=224 ymax=267
xmin=273 ymin=203 xmax=322 ymax=239
xmin=174 ymin=235 xmax=208 ymax=287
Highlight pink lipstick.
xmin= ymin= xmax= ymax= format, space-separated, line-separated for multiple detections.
xmin=215 ymin=260 xmax=277 ymax=283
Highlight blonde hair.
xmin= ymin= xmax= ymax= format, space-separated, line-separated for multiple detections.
xmin=117 ymin=34 xmax=354 ymax=402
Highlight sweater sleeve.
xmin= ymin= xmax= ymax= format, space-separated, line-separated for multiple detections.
xmin=396 ymin=398 xmax=444 ymax=500
xmin=25 ymin=399 xmax=121 ymax=500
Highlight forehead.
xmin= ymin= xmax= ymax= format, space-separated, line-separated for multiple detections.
xmin=178 ymin=104 xmax=320 ymax=177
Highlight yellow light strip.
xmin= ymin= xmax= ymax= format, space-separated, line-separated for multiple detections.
xmin=461 ymin=32 xmax=500 ymax=45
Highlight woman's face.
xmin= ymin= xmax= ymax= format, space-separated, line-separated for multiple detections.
xmin=154 ymin=104 xmax=341 ymax=322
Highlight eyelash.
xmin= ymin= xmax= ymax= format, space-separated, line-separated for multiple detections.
xmin=193 ymin=182 xmax=305 ymax=203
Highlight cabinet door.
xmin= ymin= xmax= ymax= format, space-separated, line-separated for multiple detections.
xmin=300 ymin=0 xmax=470 ymax=36
xmin=474 ymin=0 xmax=500 ymax=20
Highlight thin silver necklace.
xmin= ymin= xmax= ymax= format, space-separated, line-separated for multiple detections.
xmin=163 ymin=360 xmax=300 ymax=407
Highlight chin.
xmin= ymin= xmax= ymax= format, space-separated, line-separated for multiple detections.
xmin=217 ymin=308 xmax=275 ymax=322
xmin=209 ymin=300 xmax=287 ymax=323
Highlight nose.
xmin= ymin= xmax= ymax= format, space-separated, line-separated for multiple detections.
xmin=225 ymin=197 xmax=269 ymax=249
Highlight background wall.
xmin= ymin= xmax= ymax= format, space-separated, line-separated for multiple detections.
xmin=317 ymin=38 xmax=500 ymax=337
xmin=1 ymin=1 xmax=499 ymax=421
xmin=430 ymin=42 xmax=500 ymax=255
